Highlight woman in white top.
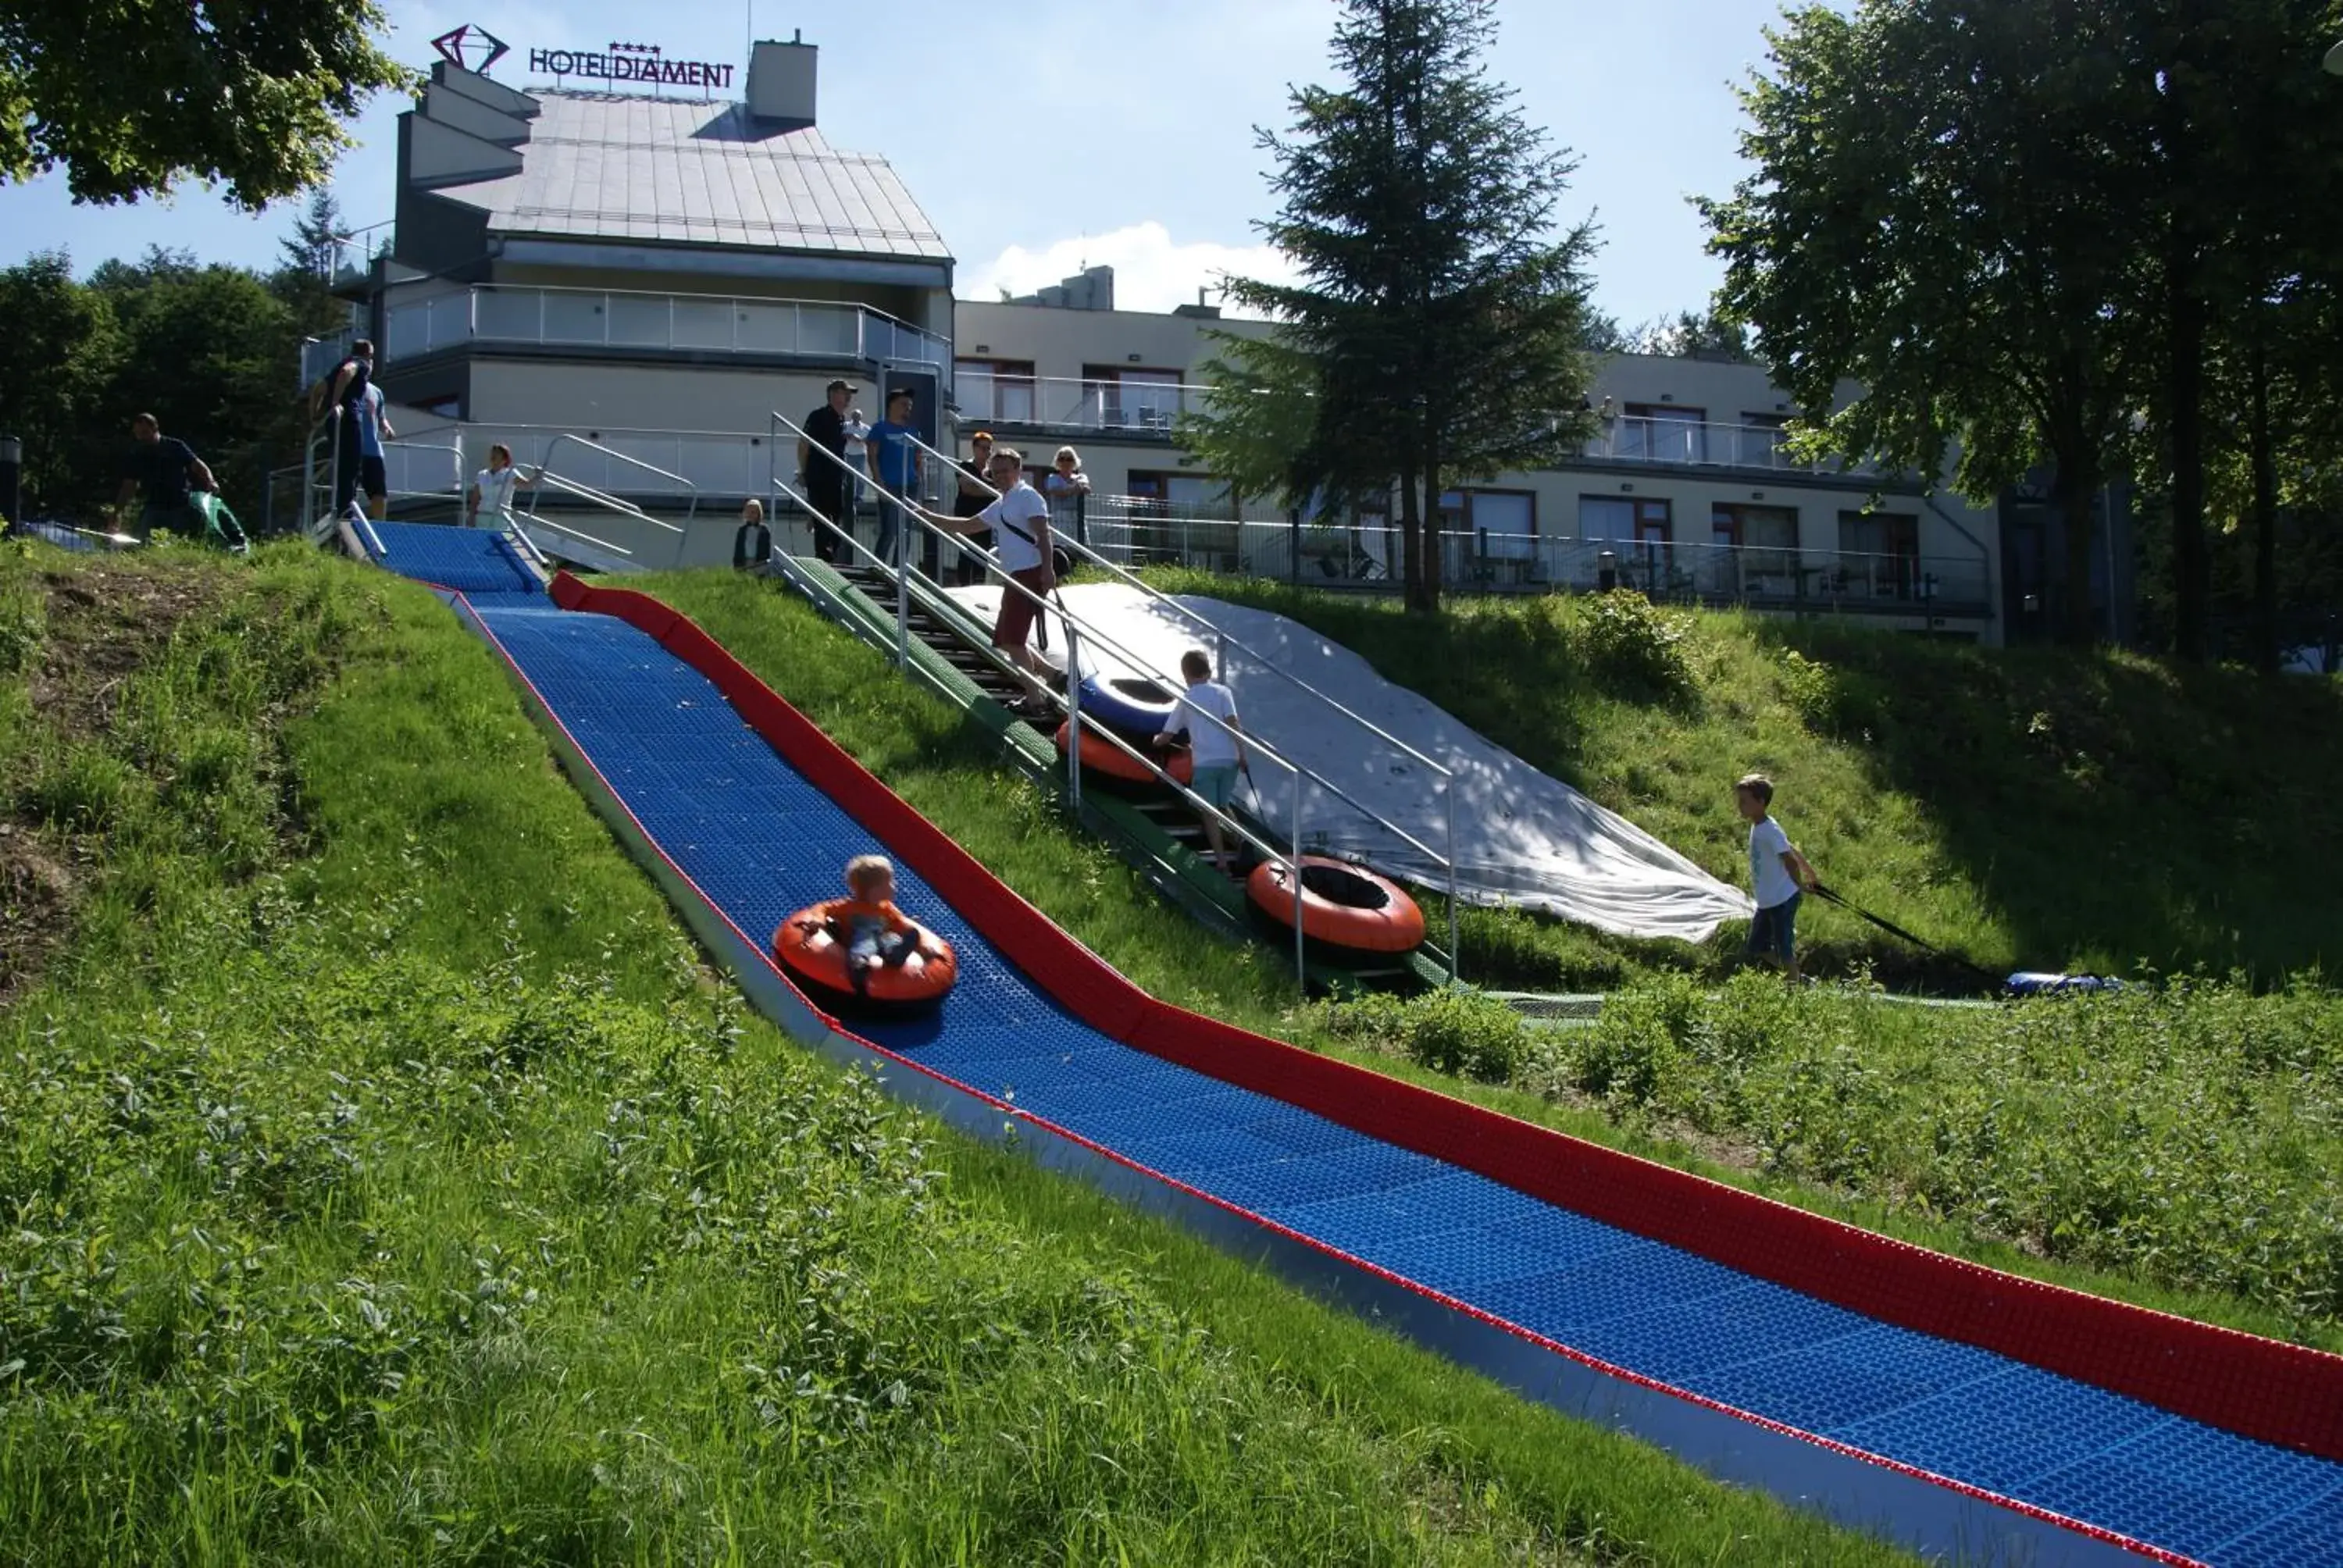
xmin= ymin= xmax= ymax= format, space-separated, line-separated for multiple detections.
xmin=465 ymin=444 xmax=537 ymax=528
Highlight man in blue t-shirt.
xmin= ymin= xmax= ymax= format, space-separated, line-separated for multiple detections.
xmin=864 ymin=387 xmax=928 ymax=573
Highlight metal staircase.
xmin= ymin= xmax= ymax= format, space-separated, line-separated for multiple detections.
xmin=765 ymin=412 xmax=1456 ymax=994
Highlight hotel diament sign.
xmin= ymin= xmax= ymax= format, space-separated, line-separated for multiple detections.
xmin=432 ymin=25 xmax=734 ymax=90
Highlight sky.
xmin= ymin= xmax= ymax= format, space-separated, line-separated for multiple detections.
xmin=0 ymin=0 xmax=1789 ymax=330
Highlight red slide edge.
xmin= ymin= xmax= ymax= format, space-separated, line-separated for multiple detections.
xmin=550 ymin=572 xmax=2343 ymax=1464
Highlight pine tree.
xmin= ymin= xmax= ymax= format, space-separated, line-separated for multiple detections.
xmin=1221 ymin=0 xmax=1599 ymax=612
xmin=280 ymin=189 xmax=344 ymax=286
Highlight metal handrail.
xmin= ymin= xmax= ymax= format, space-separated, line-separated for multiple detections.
xmin=775 ymin=412 xmax=1460 ymax=985
xmin=513 ymin=476 xmax=640 ymax=560
xmin=383 ymin=439 xmax=466 ymax=519
xmin=904 ymin=429 xmax=1463 ymax=973
xmin=906 ymin=430 xmax=1457 ymax=785
xmin=537 ymin=435 xmax=699 ymax=530
xmin=767 ymin=412 xmax=1333 ymax=981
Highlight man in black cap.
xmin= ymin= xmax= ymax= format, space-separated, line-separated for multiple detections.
xmin=797 ymin=379 xmax=856 ymax=562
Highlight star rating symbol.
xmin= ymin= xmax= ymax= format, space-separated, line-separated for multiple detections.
xmin=431 ymin=24 xmax=511 ymax=74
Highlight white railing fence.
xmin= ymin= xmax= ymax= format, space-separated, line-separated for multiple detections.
xmin=382 ymin=284 xmax=949 ymax=369
xmin=1078 ymin=506 xmax=1994 ymax=614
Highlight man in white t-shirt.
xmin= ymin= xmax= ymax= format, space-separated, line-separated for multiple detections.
xmin=1154 ymin=649 xmax=1250 ymax=873
xmin=918 ymin=445 xmax=1055 ymax=707
xmin=1735 ymin=772 xmax=1818 ymax=982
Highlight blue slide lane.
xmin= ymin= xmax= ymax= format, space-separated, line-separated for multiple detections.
xmin=364 ymin=525 xmax=2343 ymax=1566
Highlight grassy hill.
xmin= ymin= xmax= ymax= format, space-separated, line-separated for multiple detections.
xmin=0 ymin=540 xmax=1906 ymax=1565
xmin=1142 ymin=570 xmax=2343 ymax=992
xmin=636 ymin=569 xmax=2343 ymax=1356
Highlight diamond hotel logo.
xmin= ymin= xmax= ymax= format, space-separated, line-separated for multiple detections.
xmin=432 ymin=24 xmax=510 ymax=74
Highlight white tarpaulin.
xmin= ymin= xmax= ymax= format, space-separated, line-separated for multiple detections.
xmin=945 ymin=583 xmax=1753 ymax=944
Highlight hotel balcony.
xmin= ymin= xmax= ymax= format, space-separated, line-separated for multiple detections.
xmin=952 ymin=374 xmax=1211 ymax=437
xmin=1077 ymin=506 xmax=1993 ymax=622
xmin=378 ymin=284 xmax=950 ymax=370
xmin=1582 ymin=415 xmax=1882 ymax=479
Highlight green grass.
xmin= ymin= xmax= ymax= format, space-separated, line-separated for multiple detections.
xmin=640 ymin=568 xmax=2343 ymax=1353
xmin=1139 ymin=570 xmax=2343 ymax=992
xmin=0 ymin=540 xmax=1915 ymax=1565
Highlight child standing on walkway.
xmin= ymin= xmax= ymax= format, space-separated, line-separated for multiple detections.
xmin=1157 ymin=650 xmax=1250 ymax=875
xmin=1735 ymin=773 xmax=1817 ymax=982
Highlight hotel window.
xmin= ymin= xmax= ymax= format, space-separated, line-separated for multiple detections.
xmin=1735 ymin=412 xmax=1792 ymax=467
xmin=1438 ymin=488 xmax=1537 ymax=559
xmin=1713 ymin=503 xmax=1800 ymax=585
xmin=954 ymin=358 xmax=1034 ymax=425
xmin=1578 ymin=495 xmax=1635 ymax=543
xmin=1082 ymin=365 xmax=1184 ymax=430
xmin=1837 ymin=509 xmax=1922 ymax=597
xmin=1620 ymin=404 xmax=1708 ymax=462
xmin=1125 ymin=470 xmax=1228 ymax=515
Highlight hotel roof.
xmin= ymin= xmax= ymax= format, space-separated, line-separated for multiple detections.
xmin=430 ymin=91 xmax=950 ymax=262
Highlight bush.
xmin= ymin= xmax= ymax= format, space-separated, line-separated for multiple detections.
xmin=1317 ymin=988 xmax=1530 ymax=1085
xmin=1569 ymin=971 xmax=1704 ymax=1108
xmin=1401 ymin=989 xmax=1531 ymax=1084
xmin=1572 ymin=590 xmax=1697 ymax=704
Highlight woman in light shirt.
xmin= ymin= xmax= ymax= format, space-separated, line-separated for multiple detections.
xmin=465 ymin=444 xmax=537 ymax=528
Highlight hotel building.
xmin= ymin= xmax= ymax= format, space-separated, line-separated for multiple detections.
xmin=314 ymin=36 xmax=2137 ymax=645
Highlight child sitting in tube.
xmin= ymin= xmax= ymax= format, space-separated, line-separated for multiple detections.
xmin=828 ymin=854 xmax=942 ymax=996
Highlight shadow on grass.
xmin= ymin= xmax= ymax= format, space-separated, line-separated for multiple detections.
xmin=1751 ymin=617 xmax=2343 ymax=982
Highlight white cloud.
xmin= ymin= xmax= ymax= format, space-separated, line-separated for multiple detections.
xmin=958 ymin=222 xmax=1301 ymax=318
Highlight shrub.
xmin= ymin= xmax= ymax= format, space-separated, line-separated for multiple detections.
xmin=1396 ymin=988 xmax=1530 ymax=1084
xmin=1569 ymin=971 xmax=1704 ymax=1107
xmin=1317 ymin=988 xmax=1530 ymax=1085
xmin=1572 ymin=590 xmax=1697 ymax=704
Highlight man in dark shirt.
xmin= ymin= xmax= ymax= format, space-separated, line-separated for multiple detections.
xmin=112 ymin=414 xmax=216 ymax=543
xmin=952 ymin=429 xmax=998 ymax=586
xmin=797 ymin=379 xmax=855 ymax=562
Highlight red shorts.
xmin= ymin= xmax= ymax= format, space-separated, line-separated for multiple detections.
xmin=992 ymin=565 xmax=1052 ymax=649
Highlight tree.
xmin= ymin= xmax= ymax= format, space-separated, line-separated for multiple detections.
xmin=1701 ymin=0 xmax=2157 ymax=647
xmin=0 ymin=0 xmax=411 ymax=208
xmin=272 ymin=187 xmax=356 ymax=338
xmin=92 ymin=254 xmax=305 ymax=508
xmin=1174 ymin=330 xmax=1331 ymax=515
xmin=2134 ymin=0 xmax=2343 ymax=668
xmin=1624 ymin=308 xmax=1753 ymax=362
xmin=1221 ymin=0 xmax=1599 ymax=613
xmin=0 ymin=252 xmax=119 ymax=509
xmin=278 ymin=187 xmax=344 ymax=289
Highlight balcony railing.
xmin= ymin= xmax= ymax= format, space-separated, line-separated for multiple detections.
xmin=382 ymin=285 xmax=950 ymax=369
xmin=1582 ymin=416 xmax=1880 ymax=477
xmin=298 ymin=330 xmax=355 ymax=391
xmin=954 ymin=375 xmax=1209 ymax=435
xmin=1078 ymin=506 xmax=1992 ymax=618
xmin=329 ymin=220 xmax=397 ymax=290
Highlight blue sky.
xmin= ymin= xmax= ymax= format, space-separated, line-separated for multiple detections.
xmin=0 ymin=0 xmax=1792 ymax=327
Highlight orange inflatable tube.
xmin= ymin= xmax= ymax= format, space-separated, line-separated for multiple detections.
xmin=1053 ymin=720 xmax=1193 ymax=788
xmin=772 ymin=900 xmax=959 ymax=1008
xmin=1247 ymin=855 xmax=1428 ymax=956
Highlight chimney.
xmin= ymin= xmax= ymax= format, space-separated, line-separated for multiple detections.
xmin=747 ymin=33 xmax=817 ymax=128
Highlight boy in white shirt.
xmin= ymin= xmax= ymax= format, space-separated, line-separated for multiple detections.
xmin=1155 ymin=650 xmax=1250 ymax=873
xmin=1735 ymin=772 xmax=1818 ymax=982
xmin=465 ymin=444 xmax=537 ymax=529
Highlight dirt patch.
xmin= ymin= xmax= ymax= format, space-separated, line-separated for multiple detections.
xmin=2 ymin=560 xmax=233 ymax=1006
xmin=27 ymin=562 xmax=230 ymax=740
xmin=0 ymin=825 xmax=76 ymax=1007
